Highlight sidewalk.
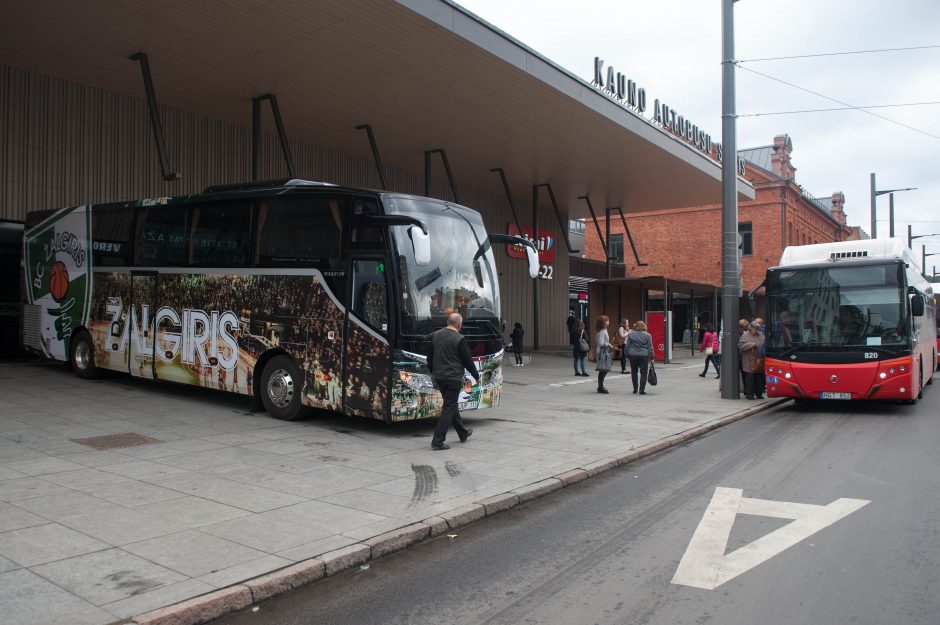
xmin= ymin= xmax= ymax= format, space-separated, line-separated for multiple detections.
xmin=0 ymin=351 xmax=777 ymax=625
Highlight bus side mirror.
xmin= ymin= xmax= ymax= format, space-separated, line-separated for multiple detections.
xmin=911 ymin=294 xmax=925 ymax=317
xmin=410 ymin=226 xmax=431 ymax=266
xmin=525 ymin=245 xmax=539 ymax=279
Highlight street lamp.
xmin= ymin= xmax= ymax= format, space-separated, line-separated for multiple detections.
xmin=923 ymin=245 xmax=940 ymax=276
xmin=907 ymin=226 xmax=940 ymax=249
xmin=869 ymin=173 xmax=916 ymax=238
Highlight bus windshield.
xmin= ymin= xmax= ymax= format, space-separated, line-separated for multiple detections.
xmin=385 ymin=196 xmax=501 ymax=336
xmin=765 ymin=263 xmax=909 ymax=354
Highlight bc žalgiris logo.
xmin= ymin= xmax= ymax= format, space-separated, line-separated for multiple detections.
xmin=24 ymin=205 xmax=92 ymax=360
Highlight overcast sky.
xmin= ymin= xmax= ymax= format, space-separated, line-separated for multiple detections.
xmin=455 ymin=0 xmax=940 ymax=262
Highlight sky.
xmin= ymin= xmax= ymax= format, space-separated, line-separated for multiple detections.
xmin=454 ymin=0 xmax=940 ymax=265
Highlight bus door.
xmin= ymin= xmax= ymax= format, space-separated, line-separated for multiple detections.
xmin=344 ymin=256 xmax=392 ymax=420
xmin=129 ymin=270 xmax=157 ymax=380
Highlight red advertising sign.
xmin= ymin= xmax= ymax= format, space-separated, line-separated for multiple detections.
xmin=506 ymin=224 xmax=555 ymax=264
xmin=646 ymin=311 xmax=666 ymax=363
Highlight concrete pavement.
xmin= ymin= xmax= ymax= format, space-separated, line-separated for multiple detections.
xmin=0 ymin=349 xmax=777 ymax=625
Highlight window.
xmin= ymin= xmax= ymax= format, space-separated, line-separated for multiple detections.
xmin=609 ymin=233 xmax=624 ymax=263
xmin=189 ymin=202 xmax=252 ymax=267
xmin=351 ymin=259 xmax=388 ymax=333
xmin=738 ymin=222 xmax=753 ymax=256
xmin=92 ymin=206 xmax=134 ymax=266
xmin=135 ymin=205 xmax=188 ymax=266
xmin=350 ymin=197 xmax=384 ymax=246
xmin=256 ymin=197 xmax=344 ymax=266
xmin=788 ymin=223 xmax=794 ymax=245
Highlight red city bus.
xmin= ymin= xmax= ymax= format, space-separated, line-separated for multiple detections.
xmin=764 ymin=239 xmax=936 ymax=404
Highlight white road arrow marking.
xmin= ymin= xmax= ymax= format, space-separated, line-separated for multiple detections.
xmin=672 ymin=487 xmax=870 ymax=590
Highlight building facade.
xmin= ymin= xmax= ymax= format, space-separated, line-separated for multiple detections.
xmin=582 ymin=135 xmax=858 ymax=297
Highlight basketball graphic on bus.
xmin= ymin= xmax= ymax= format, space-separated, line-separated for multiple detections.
xmin=49 ymin=260 xmax=69 ymax=302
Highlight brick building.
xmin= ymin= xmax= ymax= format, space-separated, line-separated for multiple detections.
xmin=582 ymin=134 xmax=858 ymax=297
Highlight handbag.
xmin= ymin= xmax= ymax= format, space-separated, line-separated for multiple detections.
xmin=578 ymin=333 xmax=590 ymax=354
xmin=648 ymin=361 xmax=658 ymax=386
xmin=596 ymin=345 xmax=612 ymax=372
xmin=705 ymin=346 xmax=714 ymax=356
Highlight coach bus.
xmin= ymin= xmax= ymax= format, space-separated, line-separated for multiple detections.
xmin=21 ymin=179 xmax=538 ymax=422
xmin=763 ymin=238 xmax=936 ymax=404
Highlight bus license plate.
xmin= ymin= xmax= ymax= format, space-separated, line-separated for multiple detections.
xmin=819 ymin=392 xmax=851 ymax=400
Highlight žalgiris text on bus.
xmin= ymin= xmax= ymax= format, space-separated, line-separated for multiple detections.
xmin=763 ymin=238 xmax=937 ymax=404
xmin=21 ymin=179 xmax=538 ymax=421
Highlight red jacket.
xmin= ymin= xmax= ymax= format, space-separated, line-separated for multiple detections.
xmin=699 ymin=331 xmax=719 ymax=353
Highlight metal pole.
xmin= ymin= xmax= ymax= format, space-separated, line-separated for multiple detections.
xmin=908 ymin=225 xmax=913 ymax=249
xmin=130 ymin=52 xmax=180 ymax=181
xmin=923 ymin=244 xmax=927 ymax=276
xmin=605 ymin=207 xmax=612 ymax=279
xmin=532 ymin=185 xmax=540 ymax=352
xmin=720 ymin=0 xmax=740 ymax=400
xmin=251 ymin=97 xmax=262 ymax=181
xmin=870 ymin=173 xmax=877 ymax=239
xmin=889 ymin=193 xmax=895 ymax=238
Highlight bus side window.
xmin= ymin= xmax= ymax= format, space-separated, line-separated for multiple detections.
xmin=352 ymin=260 xmax=388 ymax=333
xmin=92 ymin=206 xmax=134 ymax=267
xmin=188 ymin=201 xmax=252 ymax=267
xmin=135 ymin=205 xmax=189 ymax=266
xmin=256 ymin=197 xmax=344 ymax=266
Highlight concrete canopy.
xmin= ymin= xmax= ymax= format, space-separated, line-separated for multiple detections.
xmin=0 ymin=0 xmax=754 ymax=218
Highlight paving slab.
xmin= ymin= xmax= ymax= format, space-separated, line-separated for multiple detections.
xmin=0 ymin=352 xmax=778 ymax=624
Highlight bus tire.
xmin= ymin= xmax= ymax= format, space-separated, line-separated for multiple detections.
xmin=917 ymin=361 xmax=923 ymax=400
xmin=70 ymin=331 xmax=101 ymax=380
xmin=260 ymin=354 xmax=305 ymax=421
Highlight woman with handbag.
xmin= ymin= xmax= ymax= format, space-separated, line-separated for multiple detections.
xmin=594 ymin=315 xmax=612 ymax=393
xmin=698 ymin=323 xmax=720 ymax=378
xmin=626 ymin=320 xmax=655 ymax=394
xmin=615 ymin=319 xmax=630 ymax=374
xmin=570 ymin=319 xmax=589 ymax=377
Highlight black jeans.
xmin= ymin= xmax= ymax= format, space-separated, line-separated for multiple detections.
xmin=629 ymin=355 xmax=650 ymax=391
xmin=743 ymin=371 xmax=762 ymax=398
xmin=597 ymin=370 xmax=608 ymax=390
xmin=432 ymin=378 xmax=470 ymax=446
xmin=702 ymin=353 xmax=720 ymax=375
xmin=620 ymin=348 xmax=628 ymax=372
xmin=513 ymin=348 xmax=523 ymax=365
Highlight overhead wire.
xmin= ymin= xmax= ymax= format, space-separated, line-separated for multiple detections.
xmin=739 ymin=101 xmax=940 ymax=117
xmin=735 ymin=64 xmax=940 ymax=142
xmin=737 ymin=44 xmax=940 ymax=63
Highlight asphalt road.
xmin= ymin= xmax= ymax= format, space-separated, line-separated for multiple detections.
xmin=213 ymin=393 xmax=939 ymax=625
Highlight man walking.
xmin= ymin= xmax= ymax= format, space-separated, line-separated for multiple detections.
xmin=428 ymin=313 xmax=480 ymax=450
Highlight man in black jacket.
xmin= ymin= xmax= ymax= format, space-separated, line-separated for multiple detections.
xmin=428 ymin=313 xmax=480 ymax=450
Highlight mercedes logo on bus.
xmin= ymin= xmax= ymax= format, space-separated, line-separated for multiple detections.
xmin=829 ymin=374 xmax=839 ymax=384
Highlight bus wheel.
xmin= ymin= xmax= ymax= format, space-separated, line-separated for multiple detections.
xmin=917 ymin=361 xmax=923 ymax=400
xmin=260 ymin=355 xmax=304 ymax=421
xmin=70 ymin=331 xmax=101 ymax=380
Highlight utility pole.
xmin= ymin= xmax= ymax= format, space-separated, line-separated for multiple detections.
xmin=720 ymin=0 xmax=740 ymax=400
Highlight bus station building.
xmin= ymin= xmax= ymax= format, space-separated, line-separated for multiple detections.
xmin=0 ymin=0 xmax=753 ymax=350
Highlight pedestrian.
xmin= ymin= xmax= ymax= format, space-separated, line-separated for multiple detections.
xmin=566 ymin=308 xmax=577 ymax=334
xmin=738 ymin=318 xmax=750 ymax=391
xmin=510 ymin=322 xmax=524 ymax=366
xmin=754 ymin=317 xmax=767 ymax=397
xmin=739 ymin=320 xmax=765 ymax=399
xmin=698 ymin=323 xmax=720 ymax=378
xmin=594 ymin=315 xmax=612 ymax=393
xmin=626 ymin=320 xmax=655 ymax=394
xmin=570 ymin=318 xmax=589 ymax=377
xmin=615 ymin=318 xmax=630 ymax=374
xmin=427 ymin=313 xmax=480 ymax=450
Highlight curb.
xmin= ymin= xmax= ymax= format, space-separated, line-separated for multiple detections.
xmin=129 ymin=397 xmax=787 ymax=625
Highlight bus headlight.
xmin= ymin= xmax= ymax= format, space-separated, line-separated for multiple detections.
xmin=785 ymin=373 xmax=791 ymax=379
xmin=899 ymin=366 xmax=906 ymax=372
xmin=889 ymin=368 xmax=895 ymax=374
xmin=880 ymin=372 xmax=887 ymax=379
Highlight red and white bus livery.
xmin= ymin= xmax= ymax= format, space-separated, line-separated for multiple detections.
xmin=764 ymin=238 xmax=936 ymax=404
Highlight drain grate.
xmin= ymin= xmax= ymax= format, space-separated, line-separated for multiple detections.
xmin=71 ymin=433 xmax=162 ymax=450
